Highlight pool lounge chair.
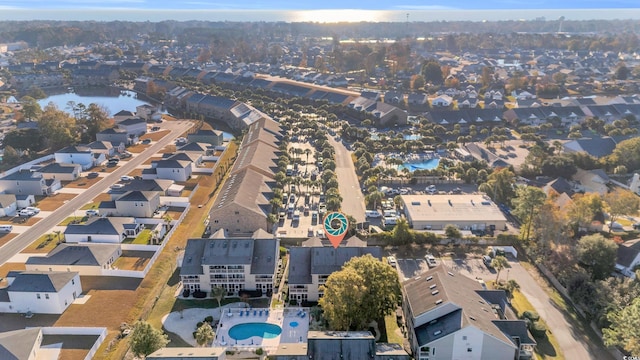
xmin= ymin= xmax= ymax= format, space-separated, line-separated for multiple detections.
xmin=240 ymin=311 xmax=243 ymax=317
xmin=300 ymin=312 xmax=306 ymax=318
xmin=254 ymin=310 xmax=257 ymax=316
xmin=266 ymin=310 xmax=269 ymax=316
xmin=259 ymin=310 xmax=263 ymax=316
xmin=246 ymin=310 xmax=249 ymax=316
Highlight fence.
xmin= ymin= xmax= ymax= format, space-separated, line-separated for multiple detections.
xmin=41 ymin=327 xmax=108 ymax=360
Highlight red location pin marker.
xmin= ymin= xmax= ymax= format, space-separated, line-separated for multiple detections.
xmin=323 ymin=212 xmax=349 ymax=249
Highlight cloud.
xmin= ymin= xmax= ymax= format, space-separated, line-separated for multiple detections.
xmin=393 ymin=5 xmax=459 ymax=10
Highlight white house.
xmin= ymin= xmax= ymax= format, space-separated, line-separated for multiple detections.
xmin=99 ymin=191 xmax=161 ymax=218
xmin=118 ymin=117 xmax=147 ymax=137
xmin=432 ymin=95 xmax=453 ymax=108
xmin=113 ymin=110 xmax=136 ymax=123
xmin=25 ymin=243 xmax=122 ymax=276
xmin=180 ymin=229 xmax=279 ymax=296
xmin=0 ymin=169 xmax=48 ymax=196
xmin=151 ymin=158 xmax=192 ymax=182
xmin=0 ymin=194 xmax=17 ymax=217
xmin=402 ymin=265 xmax=535 ymax=360
xmin=64 ymin=217 xmax=142 ymax=244
xmin=0 ymin=328 xmax=43 ymax=360
xmin=37 ymin=163 xmax=82 ymax=182
xmin=616 ymin=239 xmax=640 ymax=278
xmin=0 ymin=271 xmax=82 ymax=314
xmin=54 ymin=145 xmax=106 ymax=170
xmin=86 ymin=141 xmax=116 ymax=157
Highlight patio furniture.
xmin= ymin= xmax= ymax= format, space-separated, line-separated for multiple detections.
xmin=265 ymin=310 xmax=269 ymax=316
xmin=254 ymin=310 xmax=257 ymax=316
xmin=240 ymin=311 xmax=243 ymax=317
xmin=259 ymin=310 xmax=263 ymax=316
xmin=300 ymin=312 xmax=306 ymax=318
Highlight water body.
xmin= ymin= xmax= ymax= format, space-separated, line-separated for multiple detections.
xmin=1 ymin=9 xmax=639 ymax=22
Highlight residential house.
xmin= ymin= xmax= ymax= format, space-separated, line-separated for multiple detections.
xmin=54 ymin=145 xmax=106 ymax=170
xmin=0 ymin=169 xmax=49 ymax=196
xmin=563 ymin=137 xmax=617 ymax=159
xmin=25 ymin=243 xmax=122 ymax=276
xmin=543 ymin=177 xmax=574 ymax=197
xmin=288 ymin=236 xmax=382 ymax=303
xmin=0 ymin=194 xmax=17 ymax=217
xmin=86 ymin=141 xmax=116 ymax=158
xmin=187 ymin=129 xmax=224 ymax=146
xmin=408 ymin=93 xmax=429 ymax=106
xmin=147 ymin=347 xmax=227 ymax=360
xmin=272 ymin=331 xmax=410 ymax=360
xmin=180 ymin=229 xmax=279 ymax=296
xmin=402 ymin=265 xmax=535 ymax=360
xmin=96 ymin=127 xmax=132 ymax=147
xmin=108 ymin=179 xmax=174 ymax=200
xmin=70 ymin=68 xmax=119 ymax=86
xmin=113 ymin=110 xmax=136 ymax=123
xmin=99 ymin=191 xmax=160 ymax=218
xmin=615 ymin=239 xmax=640 ymax=278
xmin=572 ymin=169 xmax=610 ymax=195
xmin=0 ymin=328 xmax=43 ymax=360
xmin=118 ymin=117 xmax=147 ymax=137
xmin=349 ymin=96 xmax=407 ymax=126
xmin=0 ymin=271 xmax=81 ymax=314
xmin=145 ymin=156 xmax=193 ymax=182
xmin=16 ymin=194 xmax=36 ymax=209
xmin=64 ymin=217 xmax=142 ymax=244
xmin=431 ymin=95 xmax=453 ymax=108
xmin=136 ymin=104 xmax=159 ymax=121
xmin=37 ymin=163 xmax=82 ymax=182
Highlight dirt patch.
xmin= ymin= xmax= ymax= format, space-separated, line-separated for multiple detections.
xmin=160 ymin=145 xmax=176 ymax=154
xmin=92 ymin=193 xmax=112 ymax=203
xmin=0 ymin=263 xmax=26 ymax=285
xmin=66 ymin=177 xmax=102 ymax=189
xmin=55 ymin=288 xmax=139 ymax=331
xmin=113 ymin=256 xmax=151 ymax=271
xmin=141 ymin=129 xmax=170 ymax=141
xmin=0 ymin=232 xmax=17 ymax=247
xmin=127 ymin=144 xmax=150 ymax=153
xmin=37 ymin=193 xmax=77 ymax=210
xmin=165 ymin=210 xmax=184 ymax=221
xmin=80 ymin=276 xmax=142 ymax=291
xmin=11 ymin=216 xmax=41 ymax=226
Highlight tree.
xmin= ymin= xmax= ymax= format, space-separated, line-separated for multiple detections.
xmin=195 ymin=322 xmax=215 ymax=347
xmin=576 ymin=234 xmax=617 ymax=280
xmin=491 ymin=255 xmax=509 ymax=284
xmin=319 ymin=255 xmax=400 ymax=331
xmin=566 ymin=193 xmax=603 ymax=236
xmin=444 ymin=224 xmax=462 ymax=239
xmin=38 ymin=103 xmax=78 ymax=150
xmin=392 ymin=218 xmax=413 ymax=245
xmin=20 ymin=96 xmax=42 ymax=121
xmin=129 ymin=321 xmax=169 ymax=357
xmin=603 ymin=297 xmax=640 ymax=355
xmin=512 ymin=186 xmax=547 ymax=241
xmin=609 ymin=137 xmax=640 ymax=172
xmin=604 ymin=189 xmax=639 ymax=233
xmin=211 ymin=286 xmax=225 ymax=308
xmin=421 ymin=59 xmax=443 ymax=85
xmin=478 ymin=168 xmax=516 ymax=205
xmin=2 ymin=145 xmax=20 ymax=165
xmin=318 ymin=267 xmax=366 ymax=330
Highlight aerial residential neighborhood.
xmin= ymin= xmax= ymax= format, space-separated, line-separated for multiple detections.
xmin=0 ymin=10 xmax=640 ymax=360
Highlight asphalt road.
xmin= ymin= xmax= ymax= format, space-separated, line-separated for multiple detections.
xmin=0 ymin=120 xmax=193 ymax=266
xmin=443 ymin=257 xmax=613 ymax=360
xmin=326 ymin=136 xmax=366 ymax=223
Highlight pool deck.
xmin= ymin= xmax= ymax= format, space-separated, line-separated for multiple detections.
xmin=214 ymin=307 xmax=309 ymax=352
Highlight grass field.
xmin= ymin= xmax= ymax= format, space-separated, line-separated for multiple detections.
xmin=21 ymin=233 xmax=63 ymax=253
xmin=58 ymin=216 xmax=87 ymax=226
xmin=384 ymin=314 xmax=404 ymax=345
xmin=511 ymin=290 xmax=564 ymax=360
xmin=141 ymin=130 xmax=170 ymax=141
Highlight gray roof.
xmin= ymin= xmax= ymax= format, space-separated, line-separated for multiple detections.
xmin=56 ymin=145 xmax=91 ymax=154
xmin=116 ymin=190 xmax=159 ymax=202
xmin=65 ymin=217 xmax=136 ymax=236
xmin=8 ymin=271 xmax=78 ymax=292
xmin=118 ymin=117 xmax=146 ymax=126
xmin=154 ymin=159 xmax=190 ymax=169
xmin=180 ymin=231 xmax=277 ymax=276
xmin=617 ymin=239 xmax=640 ymax=267
xmin=38 ymin=162 xmax=80 ymax=174
xmin=288 ymin=243 xmax=382 ymax=285
xmin=0 ymin=328 xmax=42 ymax=360
xmin=307 ymin=331 xmax=376 ymax=360
xmin=493 ymin=320 xmax=537 ymax=346
xmin=119 ymin=179 xmax=174 ymax=192
xmin=1 ymin=170 xmax=43 ymax=181
xmin=0 ymin=194 xmax=16 ymax=208
xmin=564 ymin=137 xmax=617 ymax=158
xmin=26 ymin=243 xmax=120 ymax=266
xmin=210 ymin=167 xmax=273 ymax=217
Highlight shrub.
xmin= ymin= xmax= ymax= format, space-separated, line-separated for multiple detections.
xmin=182 ymin=288 xmax=190 ymax=297
xmin=196 ymin=322 xmax=204 ymax=328
xmin=523 ymin=311 xmax=540 ymax=322
xmin=530 ymin=321 xmax=547 ymax=338
xmin=193 ymin=331 xmax=198 ymax=339
xmin=255 ymin=348 xmax=264 ymax=355
xmin=239 ymin=289 xmax=263 ymax=298
xmin=204 ymin=316 xmax=213 ymax=323
xmin=193 ymin=290 xmax=206 ymax=298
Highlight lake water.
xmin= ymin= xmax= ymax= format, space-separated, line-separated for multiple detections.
xmin=38 ymin=87 xmax=235 ymax=139
xmin=38 ymin=88 xmax=156 ymax=117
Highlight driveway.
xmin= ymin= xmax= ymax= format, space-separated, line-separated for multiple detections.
xmin=442 ymin=257 xmax=613 ymax=360
xmin=0 ymin=120 xmax=193 ymax=266
xmin=326 ymin=136 xmax=365 ymax=223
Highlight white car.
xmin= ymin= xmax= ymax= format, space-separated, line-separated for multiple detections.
xmin=365 ymin=210 xmax=382 ymax=218
xmin=120 ymin=175 xmax=135 ymax=181
xmin=18 ymin=209 xmax=35 ymax=217
xmin=426 ymin=185 xmax=437 ymax=194
xmin=387 ymin=256 xmax=397 ymax=267
xmin=25 ymin=206 xmax=40 ymax=214
xmin=86 ymin=209 xmax=100 ymax=217
xmin=111 ymin=184 xmax=125 ymax=189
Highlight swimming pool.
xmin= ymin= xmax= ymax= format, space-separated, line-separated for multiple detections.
xmin=228 ymin=323 xmax=282 ymax=341
xmin=399 ymin=158 xmax=440 ymax=171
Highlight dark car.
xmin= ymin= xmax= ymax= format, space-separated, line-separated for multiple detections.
xmin=87 ymin=172 xmax=99 ymax=179
xmin=141 ymin=139 xmax=151 ymax=144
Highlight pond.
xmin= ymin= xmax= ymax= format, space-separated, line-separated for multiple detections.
xmin=38 ymin=87 xmax=158 ymax=117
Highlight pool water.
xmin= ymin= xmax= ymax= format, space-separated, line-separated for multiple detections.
xmin=228 ymin=323 xmax=282 ymax=340
xmin=399 ymin=158 xmax=440 ymax=171
xmin=290 ymin=321 xmax=299 ymax=328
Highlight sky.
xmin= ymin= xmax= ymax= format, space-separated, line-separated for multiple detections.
xmin=0 ymin=0 xmax=638 ymax=10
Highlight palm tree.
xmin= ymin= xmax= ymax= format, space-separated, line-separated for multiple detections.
xmin=491 ymin=255 xmax=509 ymax=284
xmin=211 ymin=286 xmax=226 ymax=308
xmin=195 ymin=322 xmax=215 ymax=347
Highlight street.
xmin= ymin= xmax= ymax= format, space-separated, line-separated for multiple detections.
xmin=326 ymin=136 xmax=366 ymax=223
xmin=442 ymin=256 xmax=614 ymax=360
xmin=0 ymin=120 xmax=193 ymax=266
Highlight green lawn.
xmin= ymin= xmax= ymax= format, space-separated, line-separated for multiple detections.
xmin=80 ymin=202 xmax=99 ymax=210
xmin=384 ymin=314 xmax=404 ymax=345
xmin=126 ymin=228 xmax=153 ymax=245
xmin=57 ymin=216 xmax=87 ymax=226
xmin=511 ymin=290 xmax=565 ymax=360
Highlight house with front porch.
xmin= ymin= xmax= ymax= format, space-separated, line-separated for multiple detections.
xmin=64 ymin=217 xmax=142 ymax=244
xmin=180 ymin=229 xmax=279 ymax=296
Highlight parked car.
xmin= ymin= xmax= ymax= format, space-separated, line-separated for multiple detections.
xmin=87 ymin=172 xmax=99 ymax=179
xmin=365 ymin=210 xmax=382 ymax=218
xmin=120 ymin=175 xmax=135 ymax=181
xmin=86 ymin=209 xmax=100 ymax=217
xmin=425 ymin=254 xmax=438 ymax=268
xmin=111 ymin=184 xmax=125 ymax=189
xmin=0 ymin=225 xmax=13 ymax=232
xmin=387 ymin=256 xmax=397 ymax=267
xmin=426 ymin=185 xmax=437 ymax=194
xmin=25 ymin=207 xmax=40 ymax=214
xmin=18 ymin=209 xmax=35 ymax=217
xmin=108 ymin=158 xmax=120 ymax=164
xmin=141 ymin=139 xmax=151 ymax=144
xmin=483 ymin=255 xmax=493 ymax=268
